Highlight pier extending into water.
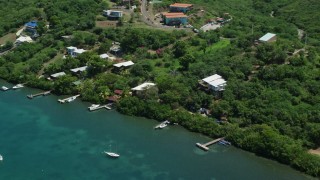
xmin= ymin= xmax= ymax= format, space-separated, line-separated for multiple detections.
xmin=27 ymin=91 xmax=51 ymax=99
xmin=196 ymin=137 xmax=225 ymax=151
xmin=58 ymin=94 xmax=80 ymax=103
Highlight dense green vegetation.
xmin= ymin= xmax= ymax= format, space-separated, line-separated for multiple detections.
xmin=0 ymin=0 xmax=319 ymax=177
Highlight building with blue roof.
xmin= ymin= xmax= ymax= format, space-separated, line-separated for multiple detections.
xmin=25 ymin=21 xmax=38 ymax=33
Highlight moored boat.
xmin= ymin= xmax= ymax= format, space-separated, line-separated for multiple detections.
xmin=1 ymin=86 xmax=9 ymax=91
xmin=12 ymin=84 xmax=24 ymax=89
xmin=88 ymin=104 xmax=100 ymax=111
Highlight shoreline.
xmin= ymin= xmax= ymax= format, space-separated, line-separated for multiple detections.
xmin=1 ymin=78 xmax=319 ymax=178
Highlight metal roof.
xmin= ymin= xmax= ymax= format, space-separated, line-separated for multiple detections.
xmin=169 ymin=3 xmax=193 ymax=8
xmin=51 ymin=72 xmax=66 ymax=78
xmin=259 ymin=33 xmax=276 ymax=42
xmin=202 ymin=74 xmax=222 ymax=83
xmin=25 ymin=21 xmax=37 ymax=28
xmin=100 ymin=54 xmax=110 ymax=59
xmin=113 ymin=61 xmax=134 ymax=68
xmin=70 ymin=66 xmax=87 ymax=73
xmin=131 ymin=82 xmax=156 ymax=91
xmin=208 ymin=78 xmax=226 ymax=87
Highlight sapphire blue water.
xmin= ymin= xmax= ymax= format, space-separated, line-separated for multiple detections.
xmin=0 ymin=80 xmax=314 ymax=179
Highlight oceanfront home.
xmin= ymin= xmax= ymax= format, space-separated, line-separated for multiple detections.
xmin=259 ymin=33 xmax=277 ymax=43
xmin=169 ymin=3 xmax=193 ymax=13
xmin=66 ymin=46 xmax=87 ymax=57
xmin=162 ymin=12 xmax=188 ymax=26
xmin=200 ymin=74 xmax=227 ymax=92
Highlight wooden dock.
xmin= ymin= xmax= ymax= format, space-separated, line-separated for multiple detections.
xmin=27 ymin=91 xmax=51 ymax=99
xmin=58 ymin=94 xmax=80 ymax=103
xmin=196 ymin=137 xmax=225 ymax=151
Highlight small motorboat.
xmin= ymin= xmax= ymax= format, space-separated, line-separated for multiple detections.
xmin=159 ymin=123 xmax=168 ymax=129
xmin=88 ymin=104 xmax=100 ymax=111
xmin=66 ymin=96 xmax=76 ymax=103
xmin=1 ymin=86 xmax=9 ymax=91
xmin=0 ymin=154 xmax=3 ymax=161
xmin=12 ymin=84 xmax=24 ymax=89
xmin=104 ymin=151 xmax=120 ymax=158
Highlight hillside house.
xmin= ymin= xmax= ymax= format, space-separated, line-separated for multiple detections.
xmin=131 ymin=82 xmax=156 ymax=91
xmin=66 ymin=46 xmax=87 ymax=57
xmin=15 ymin=36 xmax=33 ymax=44
xmin=113 ymin=61 xmax=134 ymax=68
xmin=259 ymin=33 xmax=277 ymax=43
xmin=162 ymin=12 xmax=188 ymax=25
xmin=50 ymin=72 xmax=66 ymax=79
xmin=70 ymin=66 xmax=87 ymax=74
xmin=201 ymin=74 xmax=227 ymax=92
xmin=25 ymin=21 xmax=37 ymax=33
xmin=100 ymin=53 xmax=110 ymax=59
xmin=169 ymin=3 xmax=193 ymax=13
xmin=103 ymin=10 xmax=123 ymax=20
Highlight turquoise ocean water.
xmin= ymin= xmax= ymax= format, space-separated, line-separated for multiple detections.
xmin=0 ymin=80 xmax=314 ymax=180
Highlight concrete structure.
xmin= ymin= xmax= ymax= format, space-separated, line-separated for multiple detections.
xmin=169 ymin=3 xmax=193 ymax=13
xmin=103 ymin=10 xmax=123 ymax=20
xmin=113 ymin=61 xmax=134 ymax=68
xmin=131 ymin=82 xmax=156 ymax=91
xmin=15 ymin=36 xmax=33 ymax=44
xmin=259 ymin=33 xmax=277 ymax=43
xmin=202 ymin=74 xmax=226 ymax=92
xmin=162 ymin=12 xmax=188 ymax=25
xmin=66 ymin=46 xmax=87 ymax=57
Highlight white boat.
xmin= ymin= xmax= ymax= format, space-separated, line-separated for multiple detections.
xmin=66 ymin=96 xmax=76 ymax=103
xmin=1 ymin=86 xmax=9 ymax=91
xmin=88 ymin=104 xmax=100 ymax=111
xmin=12 ymin=84 xmax=24 ymax=89
xmin=154 ymin=120 xmax=170 ymax=129
xmin=104 ymin=151 xmax=120 ymax=158
xmin=104 ymin=144 xmax=120 ymax=158
xmin=0 ymin=154 xmax=3 ymax=161
xmin=159 ymin=123 xmax=167 ymax=129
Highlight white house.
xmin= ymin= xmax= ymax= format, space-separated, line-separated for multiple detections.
xmin=131 ymin=82 xmax=156 ymax=91
xmin=50 ymin=72 xmax=66 ymax=79
xmin=15 ymin=36 xmax=33 ymax=44
xmin=70 ymin=66 xmax=87 ymax=73
xmin=103 ymin=10 xmax=123 ymax=18
xmin=99 ymin=53 xmax=110 ymax=59
xmin=113 ymin=61 xmax=134 ymax=68
xmin=202 ymin=74 xmax=226 ymax=91
xmin=259 ymin=33 xmax=277 ymax=43
xmin=66 ymin=46 xmax=87 ymax=57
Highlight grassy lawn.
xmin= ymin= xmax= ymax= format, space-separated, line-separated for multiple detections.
xmin=0 ymin=33 xmax=16 ymax=44
xmin=206 ymin=39 xmax=230 ymax=53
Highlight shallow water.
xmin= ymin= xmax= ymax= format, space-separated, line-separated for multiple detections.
xmin=0 ymin=80 xmax=314 ymax=179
